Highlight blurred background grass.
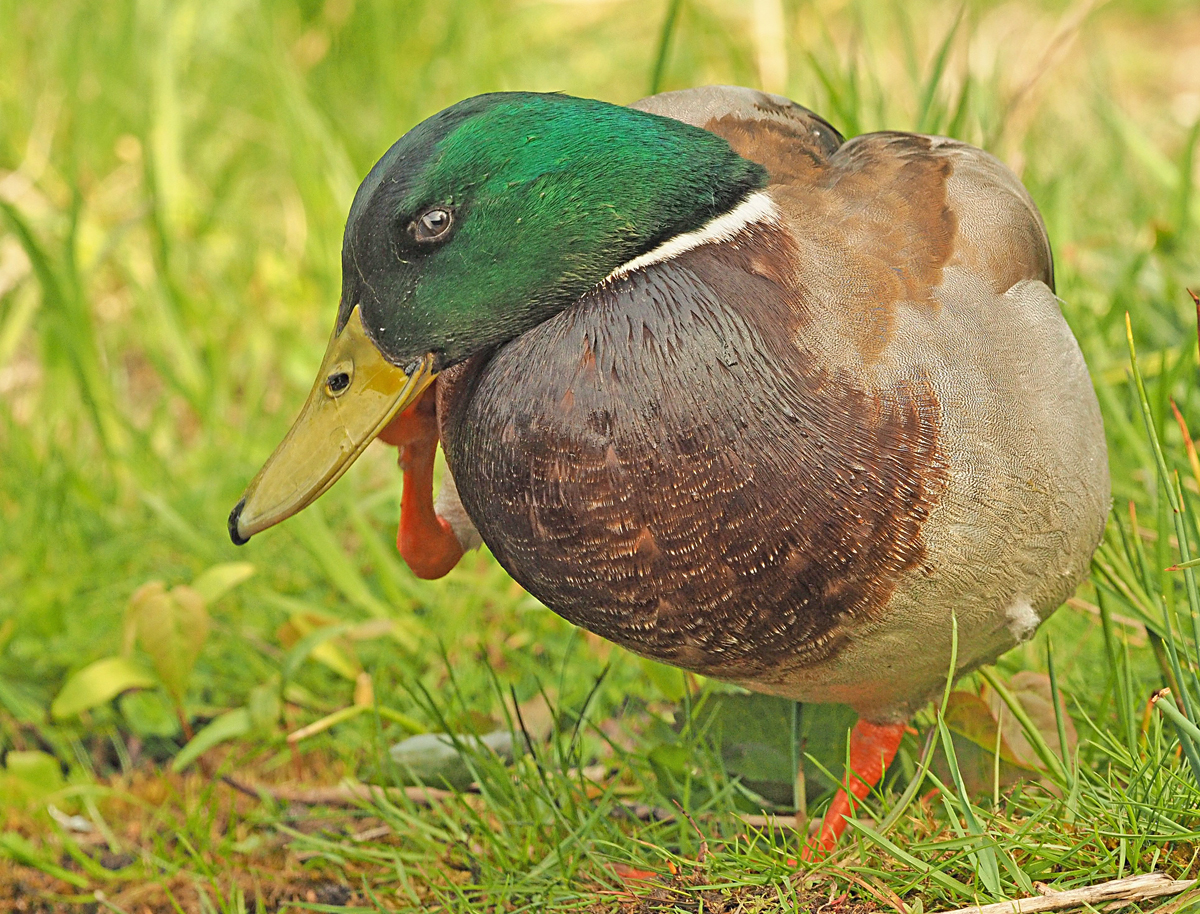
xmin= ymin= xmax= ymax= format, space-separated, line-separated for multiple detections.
xmin=3 ymin=0 xmax=1200 ymax=909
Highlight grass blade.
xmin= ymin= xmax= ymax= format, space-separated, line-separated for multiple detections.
xmin=648 ymin=0 xmax=684 ymax=95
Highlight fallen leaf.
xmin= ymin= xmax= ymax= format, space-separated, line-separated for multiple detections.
xmin=388 ymin=731 xmax=517 ymax=790
xmin=985 ymin=670 xmax=1078 ymax=767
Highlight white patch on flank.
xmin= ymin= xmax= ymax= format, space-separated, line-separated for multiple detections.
xmin=435 ymin=470 xmax=483 ymax=552
xmin=603 ymin=191 xmax=779 ymax=283
xmin=1005 ymin=594 xmax=1040 ymax=643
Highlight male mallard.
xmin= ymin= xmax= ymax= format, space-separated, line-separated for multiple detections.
xmin=229 ymin=86 xmax=1110 ymax=852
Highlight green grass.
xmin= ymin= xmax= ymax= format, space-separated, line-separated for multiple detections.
xmin=3 ymin=0 xmax=1200 ymax=910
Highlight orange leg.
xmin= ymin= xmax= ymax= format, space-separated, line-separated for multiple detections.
xmin=377 ymin=384 xmax=464 ymax=580
xmin=802 ymin=718 xmax=906 ymax=860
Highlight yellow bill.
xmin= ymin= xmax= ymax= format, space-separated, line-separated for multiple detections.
xmin=229 ymin=308 xmax=436 ymax=545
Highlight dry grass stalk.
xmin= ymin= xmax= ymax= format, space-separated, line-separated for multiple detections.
xmin=935 ymin=873 xmax=1197 ymax=914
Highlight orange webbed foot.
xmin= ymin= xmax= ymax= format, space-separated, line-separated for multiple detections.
xmin=801 ymin=718 xmax=907 ymax=861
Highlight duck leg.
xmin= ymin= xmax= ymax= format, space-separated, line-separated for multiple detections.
xmin=803 ymin=718 xmax=906 ymax=859
xmin=377 ymin=383 xmax=464 ymax=579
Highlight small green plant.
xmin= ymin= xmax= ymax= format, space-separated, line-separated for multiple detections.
xmin=50 ymin=562 xmax=254 ymax=740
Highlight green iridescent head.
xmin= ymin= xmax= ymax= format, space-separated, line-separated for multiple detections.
xmin=338 ymin=91 xmax=767 ymax=369
xmin=229 ymin=91 xmax=766 ymax=546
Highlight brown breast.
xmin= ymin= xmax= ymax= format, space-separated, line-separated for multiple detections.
xmin=436 ymin=225 xmax=948 ymax=683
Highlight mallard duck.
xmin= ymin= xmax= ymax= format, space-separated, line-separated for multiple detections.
xmin=229 ymin=86 xmax=1110 ymax=852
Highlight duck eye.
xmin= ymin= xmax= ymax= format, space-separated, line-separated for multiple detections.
xmin=413 ymin=206 xmax=453 ymax=242
xmin=326 ymin=371 xmax=351 ymax=396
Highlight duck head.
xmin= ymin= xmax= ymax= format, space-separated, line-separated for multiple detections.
xmin=228 ymin=91 xmax=766 ymax=544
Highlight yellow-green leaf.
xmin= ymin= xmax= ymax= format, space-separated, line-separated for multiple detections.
xmin=171 ymin=708 xmax=252 ymax=772
xmin=191 ymin=562 xmax=256 ymax=604
xmin=126 ymin=582 xmax=209 ymax=703
xmin=51 ymin=656 xmax=156 ymax=719
xmin=2 ymin=750 xmax=64 ymax=799
xmin=279 ymin=612 xmax=362 ymax=681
